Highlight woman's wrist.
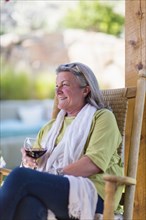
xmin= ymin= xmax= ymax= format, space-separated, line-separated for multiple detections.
xmin=56 ymin=168 xmax=64 ymax=176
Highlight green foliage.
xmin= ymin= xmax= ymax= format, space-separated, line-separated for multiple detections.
xmin=33 ymin=73 xmax=55 ymax=100
xmin=0 ymin=63 xmax=55 ymax=100
xmin=0 ymin=65 xmax=32 ymax=100
xmin=61 ymin=1 xmax=124 ymax=36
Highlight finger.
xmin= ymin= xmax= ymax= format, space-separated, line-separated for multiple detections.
xmin=22 ymin=158 xmax=36 ymax=168
xmin=25 ymin=157 xmax=37 ymax=166
xmin=21 ymin=148 xmax=33 ymax=162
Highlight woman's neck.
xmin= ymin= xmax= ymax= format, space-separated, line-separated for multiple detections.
xmin=66 ymin=104 xmax=86 ymax=117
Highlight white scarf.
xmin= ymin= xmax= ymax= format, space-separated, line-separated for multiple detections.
xmin=38 ymin=104 xmax=98 ymax=219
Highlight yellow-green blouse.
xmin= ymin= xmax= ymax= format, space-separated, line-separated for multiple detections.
xmin=37 ymin=109 xmax=124 ymax=211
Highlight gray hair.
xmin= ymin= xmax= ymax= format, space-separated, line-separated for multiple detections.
xmin=56 ymin=62 xmax=106 ymax=110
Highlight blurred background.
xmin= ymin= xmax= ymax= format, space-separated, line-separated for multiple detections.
xmin=0 ymin=0 xmax=125 ymax=168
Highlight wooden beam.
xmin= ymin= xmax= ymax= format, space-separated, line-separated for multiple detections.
xmin=125 ymin=1 xmax=146 ymax=220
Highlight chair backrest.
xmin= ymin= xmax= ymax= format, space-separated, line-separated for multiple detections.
xmin=102 ymin=87 xmax=136 ymax=163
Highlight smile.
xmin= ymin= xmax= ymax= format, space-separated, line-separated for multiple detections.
xmin=58 ymin=97 xmax=67 ymax=100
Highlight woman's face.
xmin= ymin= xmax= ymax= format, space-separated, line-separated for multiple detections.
xmin=56 ymin=71 xmax=90 ymax=116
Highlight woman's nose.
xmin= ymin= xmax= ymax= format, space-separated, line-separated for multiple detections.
xmin=56 ymin=85 xmax=62 ymax=94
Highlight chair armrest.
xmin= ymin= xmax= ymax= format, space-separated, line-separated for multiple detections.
xmin=103 ymin=175 xmax=136 ymax=220
xmin=103 ymin=175 xmax=136 ymax=185
xmin=0 ymin=168 xmax=11 ymax=177
xmin=0 ymin=168 xmax=11 ymax=185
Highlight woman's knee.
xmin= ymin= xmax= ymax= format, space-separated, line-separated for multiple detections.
xmin=4 ymin=167 xmax=32 ymax=188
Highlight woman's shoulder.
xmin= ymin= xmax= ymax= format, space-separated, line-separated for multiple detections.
xmin=44 ymin=118 xmax=56 ymax=128
xmin=39 ymin=118 xmax=56 ymax=133
xmin=94 ymin=108 xmax=114 ymax=119
xmin=93 ymin=108 xmax=118 ymax=127
xmin=93 ymin=108 xmax=120 ymax=132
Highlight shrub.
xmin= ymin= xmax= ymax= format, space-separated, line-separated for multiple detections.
xmin=33 ymin=73 xmax=55 ymax=100
xmin=0 ymin=66 xmax=32 ymax=100
xmin=0 ymin=63 xmax=55 ymax=100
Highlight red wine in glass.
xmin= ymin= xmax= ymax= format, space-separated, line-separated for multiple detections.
xmin=24 ymin=138 xmax=47 ymax=159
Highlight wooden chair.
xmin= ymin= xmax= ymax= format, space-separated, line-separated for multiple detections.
xmin=0 ymin=70 xmax=145 ymax=220
xmin=102 ymin=70 xmax=145 ymax=220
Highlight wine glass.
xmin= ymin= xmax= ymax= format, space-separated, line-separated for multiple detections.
xmin=24 ymin=137 xmax=47 ymax=169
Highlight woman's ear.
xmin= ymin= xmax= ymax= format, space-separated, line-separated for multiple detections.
xmin=83 ymin=86 xmax=90 ymax=97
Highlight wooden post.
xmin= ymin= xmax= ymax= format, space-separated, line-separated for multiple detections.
xmin=125 ymin=1 xmax=146 ymax=219
xmin=124 ymin=70 xmax=146 ymax=219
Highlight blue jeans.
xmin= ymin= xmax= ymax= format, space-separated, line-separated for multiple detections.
xmin=0 ymin=167 xmax=103 ymax=220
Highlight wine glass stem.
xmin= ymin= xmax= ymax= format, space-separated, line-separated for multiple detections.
xmin=34 ymin=159 xmax=37 ymax=170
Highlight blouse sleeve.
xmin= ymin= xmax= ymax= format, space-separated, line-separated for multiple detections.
xmin=85 ymin=109 xmax=122 ymax=172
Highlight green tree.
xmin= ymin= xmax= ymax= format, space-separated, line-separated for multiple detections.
xmin=61 ymin=1 xmax=124 ymax=36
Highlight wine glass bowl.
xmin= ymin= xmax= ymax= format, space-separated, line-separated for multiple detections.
xmin=24 ymin=137 xmax=47 ymax=159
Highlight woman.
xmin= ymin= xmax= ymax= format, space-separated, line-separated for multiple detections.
xmin=0 ymin=62 xmax=124 ymax=220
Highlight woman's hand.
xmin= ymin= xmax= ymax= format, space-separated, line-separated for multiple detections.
xmin=21 ymin=148 xmax=37 ymax=169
